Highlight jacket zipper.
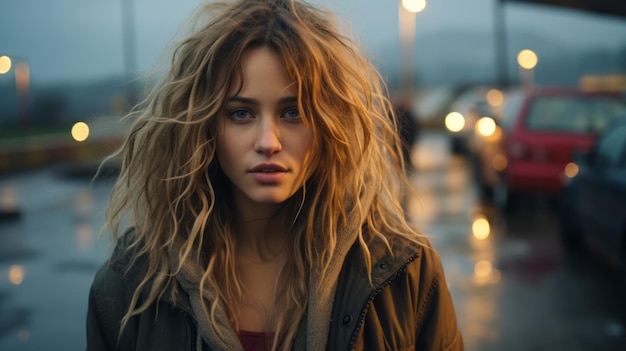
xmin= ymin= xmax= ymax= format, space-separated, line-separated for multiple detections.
xmin=180 ymin=309 xmax=199 ymax=351
xmin=347 ymin=253 xmax=420 ymax=350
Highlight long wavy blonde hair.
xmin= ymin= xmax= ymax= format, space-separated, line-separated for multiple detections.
xmin=102 ymin=0 xmax=423 ymax=349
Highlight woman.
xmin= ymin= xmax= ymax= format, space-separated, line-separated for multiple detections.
xmin=86 ymin=0 xmax=463 ymax=350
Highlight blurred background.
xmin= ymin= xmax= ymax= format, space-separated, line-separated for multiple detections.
xmin=1 ymin=0 xmax=625 ymax=350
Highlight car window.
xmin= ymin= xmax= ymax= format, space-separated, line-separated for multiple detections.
xmin=525 ymin=96 xmax=626 ymax=133
xmin=595 ymin=123 xmax=626 ymax=168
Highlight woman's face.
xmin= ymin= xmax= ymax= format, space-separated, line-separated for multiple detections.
xmin=216 ymin=46 xmax=314 ymax=213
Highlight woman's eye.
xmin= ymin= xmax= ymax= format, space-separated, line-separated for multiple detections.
xmin=283 ymin=108 xmax=300 ymax=120
xmin=230 ymin=109 xmax=251 ymax=120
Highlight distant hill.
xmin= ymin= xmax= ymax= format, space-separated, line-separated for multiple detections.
xmin=372 ymin=26 xmax=626 ymax=89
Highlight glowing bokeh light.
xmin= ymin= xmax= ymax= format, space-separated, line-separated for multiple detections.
xmin=564 ymin=162 xmax=579 ymax=178
xmin=476 ymin=117 xmax=497 ymax=137
xmin=402 ymin=0 xmax=426 ymax=13
xmin=1 ymin=185 xmax=18 ymax=211
xmin=445 ymin=112 xmax=465 ymax=132
xmin=517 ymin=49 xmax=538 ymax=70
xmin=486 ymin=89 xmax=504 ymax=107
xmin=0 ymin=55 xmax=11 ymax=74
xmin=474 ymin=260 xmax=492 ymax=277
xmin=472 ymin=217 xmax=491 ymax=240
xmin=71 ymin=122 xmax=90 ymax=142
xmin=9 ymin=265 xmax=25 ymax=285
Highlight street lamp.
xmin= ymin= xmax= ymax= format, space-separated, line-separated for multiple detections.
xmin=399 ymin=0 xmax=426 ymax=94
xmin=0 ymin=55 xmax=30 ymax=128
xmin=402 ymin=0 xmax=426 ymax=13
xmin=0 ymin=56 xmax=11 ymax=74
xmin=517 ymin=49 xmax=538 ymax=90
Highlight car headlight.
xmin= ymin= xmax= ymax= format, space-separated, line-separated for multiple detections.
xmin=445 ymin=112 xmax=465 ymax=133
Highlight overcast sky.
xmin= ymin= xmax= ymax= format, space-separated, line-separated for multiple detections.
xmin=2 ymin=0 xmax=626 ymax=84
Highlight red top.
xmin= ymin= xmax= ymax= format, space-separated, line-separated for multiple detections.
xmin=238 ymin=330 xmax=274 ymax=351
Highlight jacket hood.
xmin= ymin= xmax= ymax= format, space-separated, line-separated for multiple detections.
xmin=170 ymin=184 xmax=376 ymax=351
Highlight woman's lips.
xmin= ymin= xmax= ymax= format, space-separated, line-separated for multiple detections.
xmin=249 ymin=163 xmax=288 ymax=183
xmin=250 ymin=170 xmax=287 ymax=183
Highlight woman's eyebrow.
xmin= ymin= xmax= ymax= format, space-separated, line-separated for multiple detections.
xmin=225 ymin=96 xmax=298 ymax=105
xmin=278 ymin=96 xmax=298 ymax=104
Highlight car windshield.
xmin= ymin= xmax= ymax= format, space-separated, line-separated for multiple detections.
xmin=525 ymin=96 xmax=626 ymax=133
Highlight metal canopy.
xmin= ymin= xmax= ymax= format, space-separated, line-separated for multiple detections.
xmin=493 ymin=0 xmax=626 ymax=88
xmin=502 ymin=0 xmax=626 ymax=19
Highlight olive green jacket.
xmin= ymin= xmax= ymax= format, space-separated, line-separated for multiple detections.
xmin=86 ymin=231 xmax=463 ymax=350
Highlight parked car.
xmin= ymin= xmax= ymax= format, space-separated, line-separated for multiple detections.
xmin=445 ymin=87 xmax=498 ymax=155
xmin=476 ymin=86 xmax=626 ymax=213
xmin=560 ymin=116 xmax=626 ymax=277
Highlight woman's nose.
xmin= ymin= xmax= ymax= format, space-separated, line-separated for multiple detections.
xmin=254 ymin=118 xmax=282 ymax=155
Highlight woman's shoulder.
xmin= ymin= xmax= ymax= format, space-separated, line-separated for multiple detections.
xmin=91 ymin=228 xmax=147 ymax=296
xmin=361 ymin=229 xmax=446 ymax=282
xmin=87 ymin=229 xmax=149 ymax=346
xmin=393 ymin=233 xmax=446 ymax=278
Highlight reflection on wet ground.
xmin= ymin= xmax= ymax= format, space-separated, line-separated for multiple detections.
xmin=0 ymin=131 xmax=624 ymax=350
xmin=0 ymin=166 xmax=112 ymax=351
xmin=409 ymin=132 xmax=625 ymax=351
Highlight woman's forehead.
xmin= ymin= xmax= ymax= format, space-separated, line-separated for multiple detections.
xmin=225 ymin=46 xmax=298 ymax=98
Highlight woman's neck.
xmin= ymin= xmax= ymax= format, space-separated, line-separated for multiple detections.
xmin=231 ymin=190 xmax=291 ymax=261
xmin=235 ymin=213 xmax=289 ymax=263
xmin=234 ymin=213 xmax=289 ymax=332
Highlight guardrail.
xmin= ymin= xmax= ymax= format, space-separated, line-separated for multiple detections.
xmin=0 ymin=117 xmax=128 ymax=175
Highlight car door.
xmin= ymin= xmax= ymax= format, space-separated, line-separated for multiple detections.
xmin=580 ymin=122 xmax=626 ymax=261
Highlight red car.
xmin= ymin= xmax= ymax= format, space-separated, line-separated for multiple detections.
xmin=478 ymin=86 xmax=626 ymax=213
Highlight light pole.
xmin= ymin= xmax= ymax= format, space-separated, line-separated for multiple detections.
xmin=0 ymin=55 xmax=31 ymax=128
xmin=494 ymin=0 xmax=510 ymax=89
xmin=121 ymin=0 xmax=138 ymax=108
xmin=517 ymin=49 xmax=538 ymax=90
xmin=399 ymin=0 xmax=426 ymax=94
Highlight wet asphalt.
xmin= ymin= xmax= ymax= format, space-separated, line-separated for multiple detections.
xmin=0 ymin=131 xmax=624 ymax=350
